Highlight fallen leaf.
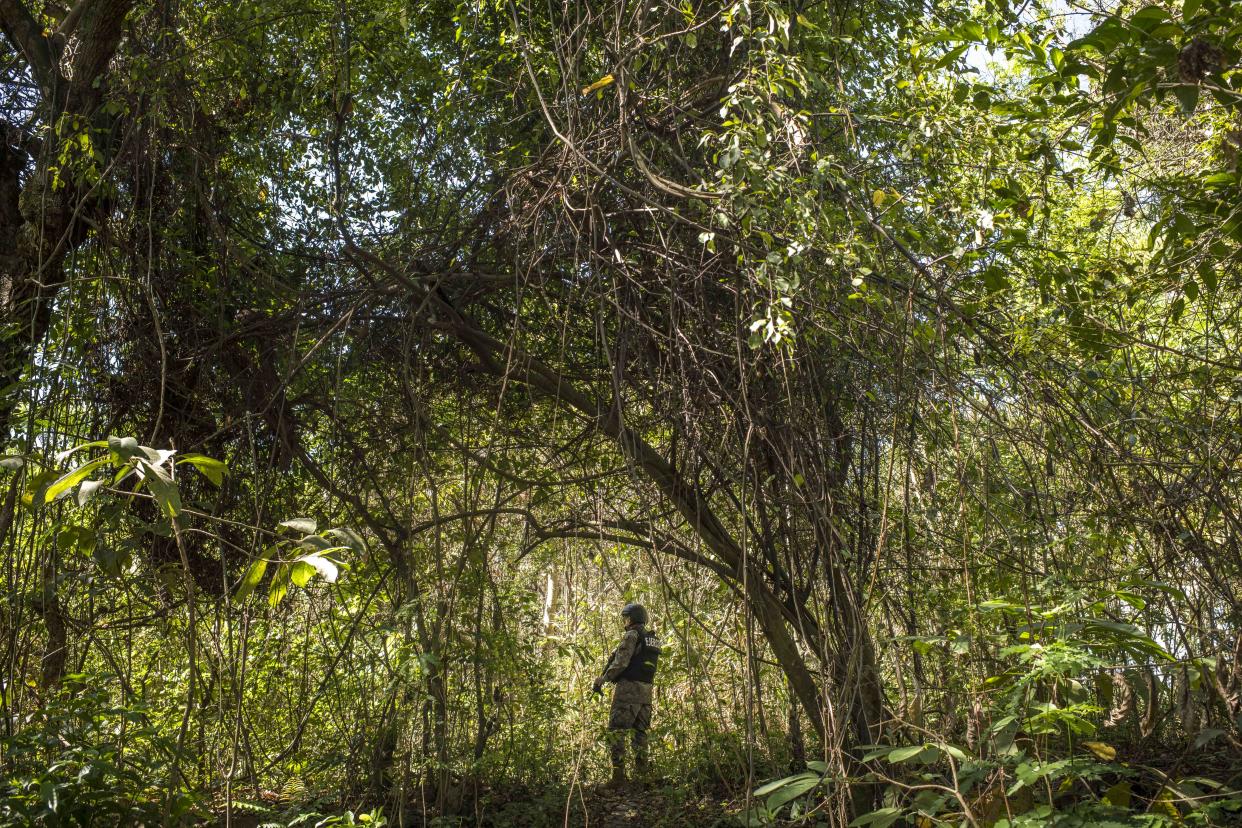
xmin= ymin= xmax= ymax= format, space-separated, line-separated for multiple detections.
xmin=1081 ymin=741 xmax=1116 ymax=761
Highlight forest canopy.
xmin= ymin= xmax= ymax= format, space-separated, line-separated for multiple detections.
xmin=1 ymin=0 xmax=1241 ymax=824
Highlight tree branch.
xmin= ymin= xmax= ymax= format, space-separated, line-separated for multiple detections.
xmin=0 ymin=0 xmax=55 ymax=92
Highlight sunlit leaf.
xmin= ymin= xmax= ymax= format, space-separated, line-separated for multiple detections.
xmin=580 ymin=74 xmax=614 ymax=96
xmin=76 ymin=478 xmax=105 ymax=507
xmin=290 ymin=561 xmax=317 ymax=588
xmin=44 ymin=457 xmax=109 ymax=504
xmin=303 ymin=554 xmax=339 ymax=583
xmin=235 ymin=557 xmax=269 ymax=602
xmin=177 ymin=453 xmax=228 ymax=486
xmin=327 ymin=526 xmax=366 ymax=553
xmin=280 ymin=518 xmax=317 ymax=534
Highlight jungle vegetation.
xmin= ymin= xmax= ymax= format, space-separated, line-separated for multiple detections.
xmin=1 ymin=0 xmax=1241 ymax=824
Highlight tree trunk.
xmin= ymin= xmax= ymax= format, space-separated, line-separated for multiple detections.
xmin=0 ymin=0 xmax=134 ymax=434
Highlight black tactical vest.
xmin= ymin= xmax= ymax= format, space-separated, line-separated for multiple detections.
xmin=619 ymin=628 xmax=662 ymax=683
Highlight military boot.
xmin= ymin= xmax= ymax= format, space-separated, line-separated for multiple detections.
xmin=606 ymin=762 xmax=627 ymax=789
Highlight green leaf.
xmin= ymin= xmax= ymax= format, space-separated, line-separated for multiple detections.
xmin=766 ymin=774 xmax=821 ymax=811
xmin=887 ymin=745 xmax=925 ymax=762
xmin=959 ymin=21 xmax=984 ymax=40
xmin=76 ymin=478 xmax=105 ymax=507
xmin=57 ymin=525 xmax=97 ymax=554
xmin=268 ymin=563 xmax=291 ymax=607
xmin=1104 ymin=781 xmax=1132 ymax=807
xmin=989 ymin=714 xmax=1018 ymax=733
xmin=1129 ymin=5 xmax=1170 ymax=33
xmin=941 ymin=743 xmax=970 ymax=761
xmin=40 ymin=779 xmax=57 ymax=813
xmin=300 ymin=534 xmax=333 ymax=552
xmin=1174 ymin=84 xmax=1199 ymax=115
xmin=280 ymin=517 xmax=317 ymax=534
xmin=92 ymin=543 xmax=127 ymax=577
xmin=302 ymin=554 xmax=339 ymax=583
xmin=177 ymin=453 xmax=228 ymax=486
xmin=979 ymin=599 xmax=1024 ymax=613
xmin=1193 ymin=728 xmax=1224 ymax=749
xmin=849 ymin=806 xmax=901 ymax=827
xmin=933 ymin=43 xmax=969 ymax=70
xmin=54 ymin=439 xmax=108 ymax=463
xmin=327 ymin=526 xmax=366 ymax=552
xmin=138 ymin=460 xmax=181 ymax=518
xmin=235 ymin=557 xmax=268 ymax=601
xmin=44 ymin=457 xmax=109 ymax=504
xmin=754 ymin=773 xmax=802 ymax=797
xmin=22 ymin=469 xmax=57 ymax=506
xmin=1069 ymin=20 xmax=1127 ymax=54
xmin=290 ymin=561 xmax=317 ymax=588
xmin=107 ymin=436 xmax=139 ymax=461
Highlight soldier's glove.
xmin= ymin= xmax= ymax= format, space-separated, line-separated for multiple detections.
xmin=592 ymin=677 xmax=605 ymax=695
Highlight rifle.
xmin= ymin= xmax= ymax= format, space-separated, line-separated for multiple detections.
xmin=593 ymin=651 xmax=615 ymax=697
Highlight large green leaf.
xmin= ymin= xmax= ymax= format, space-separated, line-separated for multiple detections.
xmin=290 ymin=561 xmax=317 ymax=588
xmin=177 ymin=453 xmax=228 ymax=486
xmin=44 ymin=457 xmax=109 ymax=504
xmin=301 ymin=554 xmax=339 ymax=583
xmin=138 ymin=459 xmax=182 ymax=518
xmin=849 ymin=807 xmax=901 ymax=827
xmin=886 ymin=745 xmax=925 ymax=763
xmin=327 ymin=526 xmax=366 ymax=552
xmin=766 ymin=774 xmax=821 ymax=812
xmin=235 ymin=558 xmax=269 ymax=602
xmin=754 ymin=771 xmax=806 ymax=798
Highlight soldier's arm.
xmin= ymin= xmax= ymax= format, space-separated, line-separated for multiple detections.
xmin=601 ymin=629 xmax=640 ymax=682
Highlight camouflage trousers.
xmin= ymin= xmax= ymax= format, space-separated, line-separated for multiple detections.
xmin=606 ymin=679 xmax=653 ymax=770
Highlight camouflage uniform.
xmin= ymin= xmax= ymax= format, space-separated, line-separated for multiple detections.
xmin=600 ymin=625 xmax=655 ymax=773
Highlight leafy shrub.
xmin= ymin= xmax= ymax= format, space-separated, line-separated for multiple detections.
xmin=751 ymin=588 xmax=1242 ymax=826
xmin=0 ymin=675 xmax=198 ymax=826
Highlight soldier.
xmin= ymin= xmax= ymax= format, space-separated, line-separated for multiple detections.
xmin=592 ymin=602 xmax=662 ymax=786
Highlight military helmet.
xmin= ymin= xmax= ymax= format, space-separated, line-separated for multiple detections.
xmin=621 ymin=602 xmax=648 ymax=625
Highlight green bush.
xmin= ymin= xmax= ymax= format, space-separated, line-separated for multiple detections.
xmin=0 ymin=675 xmax=198 ymax=826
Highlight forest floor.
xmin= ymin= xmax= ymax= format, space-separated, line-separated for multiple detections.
xmin=218 ymin=781 xmax=737 ymax=827
xmin=440 ymin=781 xmax=735 ymax=827
xmin=564 ymin=782 xmax=732 ymax=827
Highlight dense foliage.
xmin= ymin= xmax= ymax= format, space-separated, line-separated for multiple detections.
xmin=2 ymin=0 xmax=1241 ymax=824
